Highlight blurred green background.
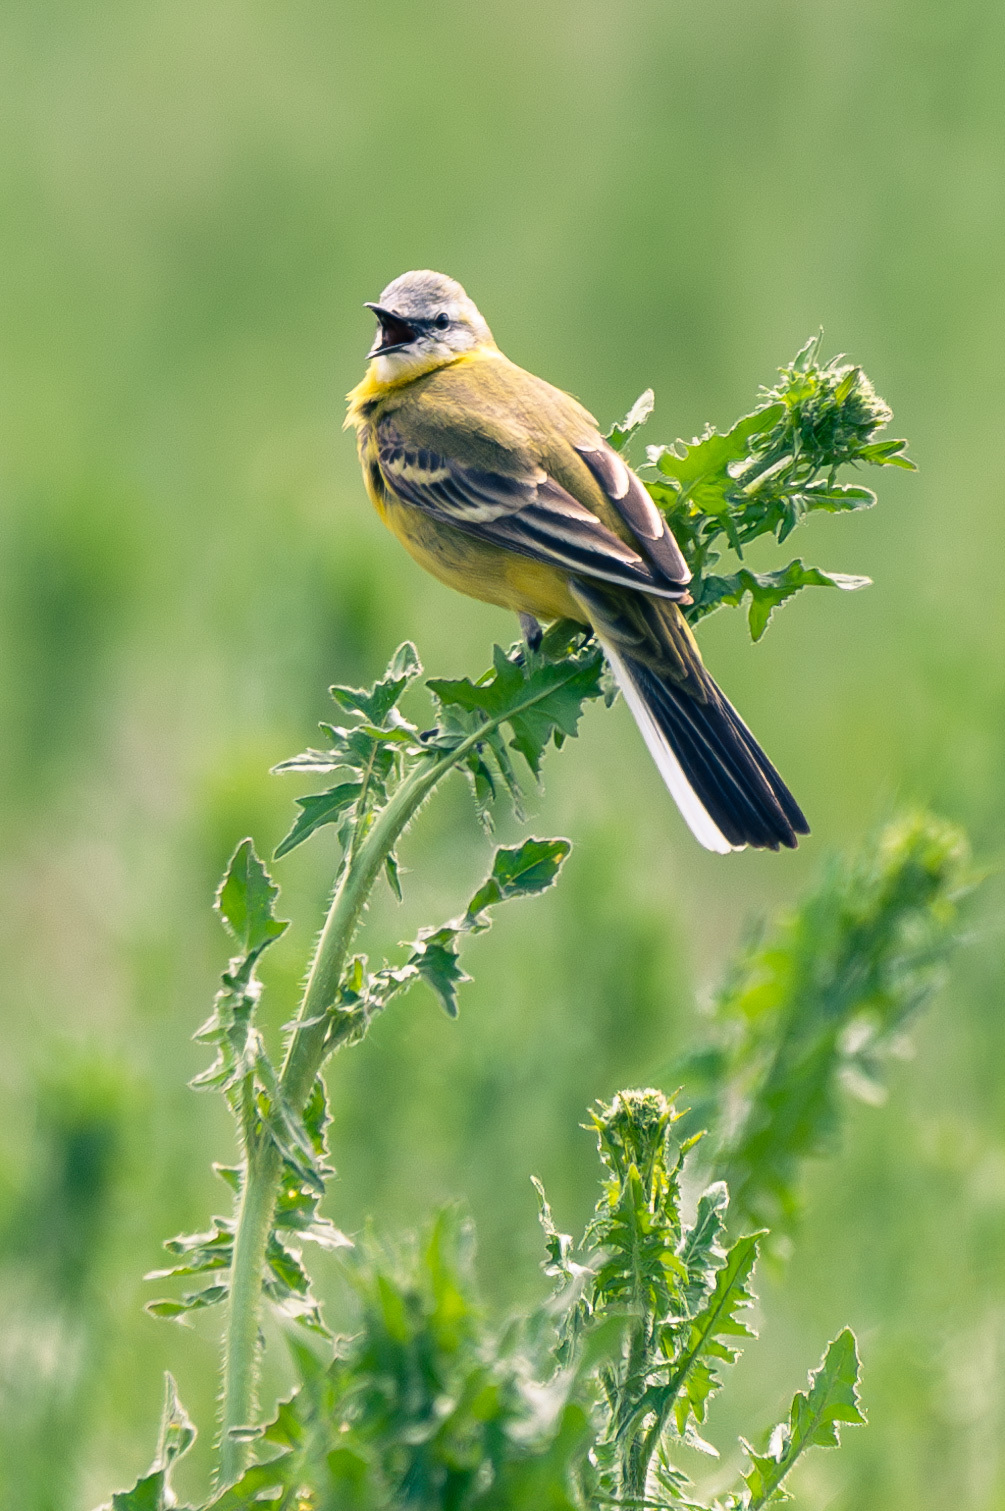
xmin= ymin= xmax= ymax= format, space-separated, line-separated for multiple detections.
xmin=1 ymin=0 xmax=1003 ymax=1505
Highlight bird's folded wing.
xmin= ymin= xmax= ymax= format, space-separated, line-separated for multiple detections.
xmin=376 ymin=423 xmax=689 ymax=599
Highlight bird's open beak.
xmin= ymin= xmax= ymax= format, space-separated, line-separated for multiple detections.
xmin=365 ymin=303 xmax=418 ymax=358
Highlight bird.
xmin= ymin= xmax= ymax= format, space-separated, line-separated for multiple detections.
xmin=345 ymin=270 xmax=808 ymax=853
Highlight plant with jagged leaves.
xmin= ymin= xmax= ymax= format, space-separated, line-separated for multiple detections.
xmin=96 ymin=338 xmax=913 ymax=1506
xmin=140 ymin=624 xmax=608 ymax=1491
xmin=527 ymin=1090 xmax=866 ymax=1509
xmin=116 ymin=1090 xmax=867 ymax=1511
xmin=102 ymin=805 xmax=968 ymax=1509
xmin=630 ymin=333 xmax=913 ymax=640
xmin=670 ymin=812 xmax=972 ymax=1234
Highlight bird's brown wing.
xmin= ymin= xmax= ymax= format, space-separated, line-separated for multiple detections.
xmin=375 ymin=416 xmax=690 ymax=600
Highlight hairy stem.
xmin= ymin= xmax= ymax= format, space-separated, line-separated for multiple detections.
xmin=217 ymin=1132 xmax=281 ymax=1486
xmin=215 ymin=759 xmax=442 ymax=1481
xmin=216 ymin=661 xmax=592 ymax=1483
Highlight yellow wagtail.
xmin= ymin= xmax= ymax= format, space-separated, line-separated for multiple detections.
xmin=346 ymin=271 xmax=808 ymax=853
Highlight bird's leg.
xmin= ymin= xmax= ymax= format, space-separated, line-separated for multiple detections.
xmin=519 ymin=612 xmax=543 ymax=652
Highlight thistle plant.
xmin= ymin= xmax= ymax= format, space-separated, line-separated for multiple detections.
xmin=672 ymin=811 xmax=973 ymax=1232
xmin=103 ymin=809 xmax=968 ymax=1509
xmin=116 ymin=1089 xmax=872 ymax=1511
xmin=96 ymin=339 xmax=925 ymax=1508
xmin=539 ymin=1088 xmax=869 ymax=1510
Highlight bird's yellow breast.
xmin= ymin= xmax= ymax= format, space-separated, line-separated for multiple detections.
xmin=347 ymin=348 xmax=607 ymax=623
xmin=355 ymin=422 xmax=582 ymax=621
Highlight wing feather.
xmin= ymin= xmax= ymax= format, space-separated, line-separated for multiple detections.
xmin=575 ymin=443 xmax=691 ymax=584
xmin=377 ymin=422 xmax=690 ymax=600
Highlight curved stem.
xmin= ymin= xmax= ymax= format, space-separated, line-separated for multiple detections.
xmin=217 ymin=1134 xmax=281 ymax=1486
xmin=281 ymin=752 xmax=446 ymax=1106
xmin=216 ymin=653 xmax=596 ymax=1484
xmin=216 ymin=749 xmax=459 ymax=1482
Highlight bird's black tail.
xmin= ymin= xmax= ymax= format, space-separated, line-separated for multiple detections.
xmin=596 ymin=634 xmax=809 ymax=852
xmin=570 ymin=580 xmax=809 ymax=852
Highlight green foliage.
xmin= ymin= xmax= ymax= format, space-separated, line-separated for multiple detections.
xmin=673 ymin=812 xmax=973 ymax=1231
xmin=692 ymin=559 xmax=870 ymax=643
xmin=147 ymin=1090 xmax=863 ymax=1510
xmin=99 ymin=339 xmax=912 ymax=1503
xmin=99 ymin=1375 xmax=196 ymax=1511
xmin=541 ymin=1088 xmax=864 ymax=1510
xmin=274 ymin=630 xmax=605 ymax=872
xmin=607 ymin=389 xmax=656 ymax=453
xmin=733 ymin=1330 xmax=866 ymax=1510
xmin=337 ymin=835 xmax=572 ymax=1022
xmin=626 ymin=336 xmax=913 ymax=638
xmin=272 ymin=641 xmax=424 ymax=861
xmin=147 ymin=841 xmax=345 ymax=1334
xmin=425 ymin=624 xmax=608 ymax=812
xmin=147 ymin=1210 xmax=596 ymax=1511
xmin=143 ymin=635 xmax=593 ymax=1473
xmin=216 ymin=839 xmax=290 ymax=959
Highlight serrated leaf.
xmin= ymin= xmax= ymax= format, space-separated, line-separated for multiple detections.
xmin=692 ymin=559 xmax=870 ymax=639
xmin=264 ymin=1234 xmax=332 ymax=1337
xmin=103 ymin=1375 xmax=196 ymax=1510
xmin=678 ymin=1181 xmax=729 ymax=1313
xmin=607 ymin=388 xmax=655 ymax=451
xmin=356 ymin=837 xmax=575 ymax=1021
xmin=146 ymin=1283 xmax=229 ymax=1320
xmin=274 ymin=781 xmax=363 ymax=859
xmin=146 ymin=1217 xmax=234 ymax=1284
xmin=409 ymin=924 xmax=470 ymax=1018
xmin=651 ymin=407 xmax=783 ymax=514
xmin=429 ymin=640 xmax=606 ymax=781
xmin=631 ymin=1230 xmax=761 ymax=1455
xmin=857 ymin=437 xmax=915 ymax=468
xmin=216 ymin=840 xmax=288 ymax=958
xmin=157 ymin=1374 xmax=196 ymax=1466
xmin=532 ymin=1175 xmax=579 ymax=1281
xmin=741 ymin=1329 xmax=865 ymax=1508
xmin=466 ymin=837 xmax=572 ymax=923
xmin=801 ymin=479 xmax=877 ymax=511
xmin=329 ymin=640 xmax=421 ymax=725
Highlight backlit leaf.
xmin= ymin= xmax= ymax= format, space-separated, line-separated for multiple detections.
xmin=215 ymin=840 xmax=288 ymax=958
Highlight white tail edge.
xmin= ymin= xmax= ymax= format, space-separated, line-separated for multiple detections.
xmin=600 ymin=638 xmax=740 ymax=855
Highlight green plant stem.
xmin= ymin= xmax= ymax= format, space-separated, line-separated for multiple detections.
xmin=216 ymin=758 xmax=442 ymax=1483
xmin=216 ymin=666 xmax=591 ymax=1485
xmin=217 ymin=1134 xmax=281 ymax=1486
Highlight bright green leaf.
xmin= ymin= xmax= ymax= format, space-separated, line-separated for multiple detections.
xmin=651 ymin=407 xmax=783 ymax=515
xmin=274 ymin=781 xmax=363 ymax=859
xmin=215 ymin=840 xmax=288 ymax=958
xmin=607 ymin=388 xmax=655 ymax=451
xmin=691 ymin=559 xmax=871 ymax=639
xmin=741 ymin=1328 xmax=866 ymax=1508
xmin=329 ymin=640 xmax=421 ymax=725
xmin=466 ymin=836 xmax=572 ymax=923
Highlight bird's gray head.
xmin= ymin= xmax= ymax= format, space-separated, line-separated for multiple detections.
xmin=364 ymin=270 xmax=496 ymax=381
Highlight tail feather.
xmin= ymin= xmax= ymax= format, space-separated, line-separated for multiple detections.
xmin=600 ymin=639 xmax=809 ymax=853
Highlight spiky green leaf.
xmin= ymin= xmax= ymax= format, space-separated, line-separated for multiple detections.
xmin=329 ymin=640 xmax=421 ymax=725
xmin=215 ymin=840 xmax=288 ymax=958
xmin=466 ymin=836 xmax=572 ymax=923
xmin=273 ymin=781 xmax=363 ymax=859
xmin=607 ymin=388 xmax=655 ymax=451
xmin=690 ymin=559 xmax=871 ymax=638
xmin=740 ymin=1328 xmax=866 ymax=1508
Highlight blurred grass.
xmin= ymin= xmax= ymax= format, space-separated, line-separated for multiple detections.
xmin=0 ymin=0 xmax=1003 ymax=1506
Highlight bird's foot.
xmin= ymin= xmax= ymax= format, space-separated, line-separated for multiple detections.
xmin=518 ymin=612 xmax=543 ymax=652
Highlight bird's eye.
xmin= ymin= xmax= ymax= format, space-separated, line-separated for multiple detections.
xmin=434 ymin=312 xmax=450 ymax=330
